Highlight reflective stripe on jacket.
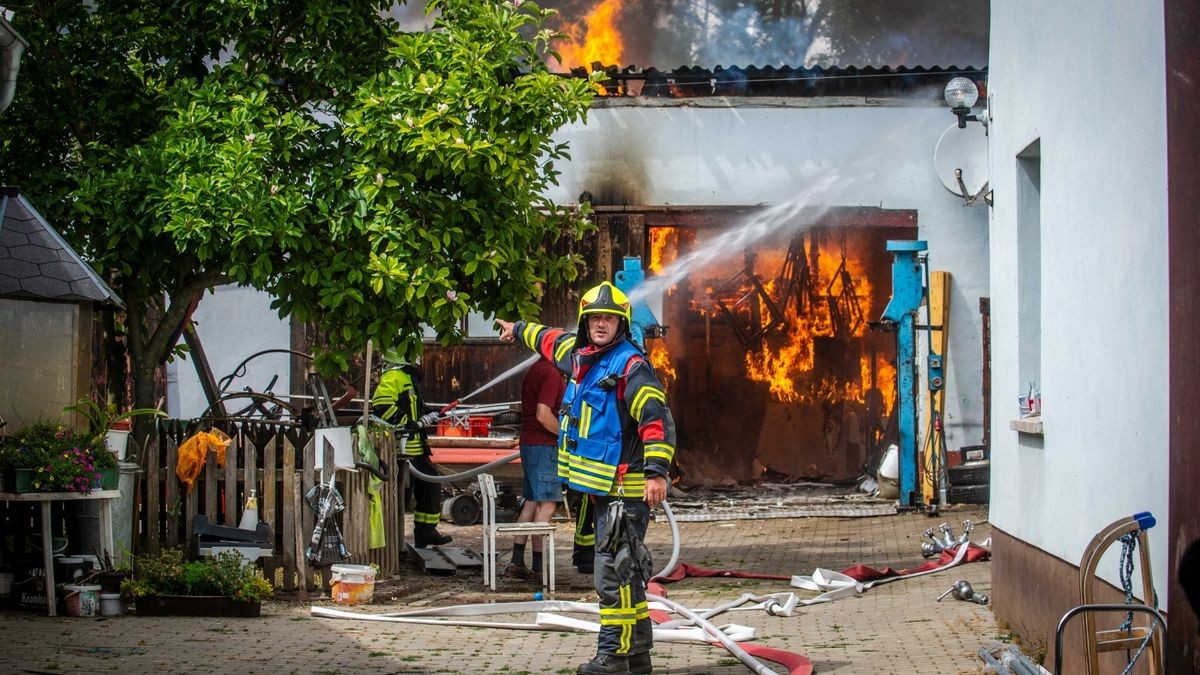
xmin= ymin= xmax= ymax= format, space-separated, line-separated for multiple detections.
xmin=514 ymin=320 xmax=677 ymax=499
xmin=371 ymin=365 xmax=426 ymax=457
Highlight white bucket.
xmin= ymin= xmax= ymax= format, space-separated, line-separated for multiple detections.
xmin=64 ymin=584 xmax=101 ymax=617
xmin=877 ymin=444 xmax=900 ymax=499
xmin=77 ymin=554 xmax=101 ymax=571
xmin=99 ymin=592 xmax=123 ymax=616
xmin=329 ymin=564 xmax=376 ymax=605
xmin=105 ymin=429 xmax=130 ymax=461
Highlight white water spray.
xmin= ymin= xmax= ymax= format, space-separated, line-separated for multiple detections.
xmin=626 ymin=157 xmax=884 ymax=306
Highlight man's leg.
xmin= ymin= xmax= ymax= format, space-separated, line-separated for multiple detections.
xmin=506 ymin=496 xmax=538 ymax=579
xmin=411 ymin=454 xmax=451 ymax=547
xmin=572 ymin=490 xmax=596 ymax=573
xmin=579 ymin=499 xmax=651 ymax=675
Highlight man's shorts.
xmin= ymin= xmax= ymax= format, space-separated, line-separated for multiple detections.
xmin=519 ymin=443 xmax=563 ymax=502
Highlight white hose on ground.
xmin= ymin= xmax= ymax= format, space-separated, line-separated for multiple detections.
xmin=647 ymin=591 xmax=782 ymax=675
xmin=405 ymin=456 xmax=776 ymax=674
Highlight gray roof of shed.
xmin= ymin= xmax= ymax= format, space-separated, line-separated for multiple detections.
xmin=0 ymin=187 xmax=123 ymax=307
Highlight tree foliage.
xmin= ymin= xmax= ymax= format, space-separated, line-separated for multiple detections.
xmin=0 ymin=0 xmax=595 ymax=409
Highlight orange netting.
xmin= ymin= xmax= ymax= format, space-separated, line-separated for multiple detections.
xmin=175 ymin=429 xmax=232 ymax=489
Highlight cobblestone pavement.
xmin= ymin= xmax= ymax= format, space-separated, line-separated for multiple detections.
xmin=0 ymin=500 xmax=1000 ymax=674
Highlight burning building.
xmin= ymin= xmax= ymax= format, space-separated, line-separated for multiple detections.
xmin=169 ymin=1 xmax=991 ymax=490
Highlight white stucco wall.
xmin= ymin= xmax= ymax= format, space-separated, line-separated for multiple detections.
xmin=548 ymin=101 xmax=991 ymax=455
xmin=988 ymin=4 xmax=1169 ymax=598
xmin=166 ymin=285 xmax=292 ymax=420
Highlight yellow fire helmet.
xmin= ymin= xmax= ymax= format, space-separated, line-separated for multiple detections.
xmin=577 ymin=281 xmax=633 ymax=347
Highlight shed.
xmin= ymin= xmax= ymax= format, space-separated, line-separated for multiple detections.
xmin=0 ymin=186 xmax=122 ymax=430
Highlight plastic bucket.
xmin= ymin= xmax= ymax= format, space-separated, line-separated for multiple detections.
xmin=105 ymin=429 xmax=130 ymax=461
xmin=99 ymin=592 xmax=123 ymax=616
xmin=469 ymin=417 xmax=491 ymax=437
xmin=76 ymin=554 xmax=101 ymax=571
xmin=876 ymin=444 xmax=900 ymax=499
xmin=329 ymin=564 xmax=376 ymax=605
xmin=64 ymin=584 xmax=101 ymax=617
xmin=56 ymin=557 xmax=88 ymax=585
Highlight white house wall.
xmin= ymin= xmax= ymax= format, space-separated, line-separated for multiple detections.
xmin=166 ymin=285 xmax=291 ymax=420
xmin=988 ymin=3 xmax=1169 ymax=599
xmin=548 ymin=102 xmax=991 ymax=459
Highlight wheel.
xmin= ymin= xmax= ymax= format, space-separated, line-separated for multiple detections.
xmin=947 ymin=483 xmax=989 ymax=504
xmin=442 ymin=493 xmax=481 ymax=526
xmin=200 ymin=392 xmax=301 ymax=421
xmin=949 ymin=460 xmax=991 ymax=486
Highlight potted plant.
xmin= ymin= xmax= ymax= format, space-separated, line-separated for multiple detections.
xmin=0 ymin=423 xmax=118 ymax=493
xmin=64 ymin=398 xmax=166 ymax=462
xmin=120 ymin=547 xmax=273 ymax=616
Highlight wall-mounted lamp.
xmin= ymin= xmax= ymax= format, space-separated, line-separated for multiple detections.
xmin=0 ymin=11 xmax=29 ymax=115
xmin=944 ymin=77 xmax=986 ymax=129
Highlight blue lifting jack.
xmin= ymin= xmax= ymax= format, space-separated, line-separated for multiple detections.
xmin=613 ymin=256 xmax=668 ymax=349
xmin=871 ymin=240 xmax=944 ymax=508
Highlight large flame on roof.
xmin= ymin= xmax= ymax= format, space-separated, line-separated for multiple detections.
xmin=551 ymin=0 xmax=625 ymax=72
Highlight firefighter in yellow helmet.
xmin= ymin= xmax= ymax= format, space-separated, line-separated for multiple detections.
xmin=497 ymin=281 xmax=676 ymax=675
xmin=371 ymin=351 xmax=452 ymax=548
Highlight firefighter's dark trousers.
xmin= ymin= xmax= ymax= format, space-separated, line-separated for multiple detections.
xmin=593 ymin=497 xmax=652 ymax=657
xmin=408 ymin=453 xmax=442 ymax=529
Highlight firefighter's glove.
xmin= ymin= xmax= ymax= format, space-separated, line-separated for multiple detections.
xmin=614 ymin=537 xmax=654 ymax=585
xmin=597 ymin=500 xmax=626 ymax=553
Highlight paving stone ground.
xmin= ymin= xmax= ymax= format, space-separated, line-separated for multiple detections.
xmin=0 ymin=500 xmax=1003 ymax=674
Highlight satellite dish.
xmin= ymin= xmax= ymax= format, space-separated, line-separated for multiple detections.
xmin=934 ymin=122 xmax=989 ymax=201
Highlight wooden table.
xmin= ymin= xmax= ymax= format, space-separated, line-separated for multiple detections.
xmin=0 ymin=489 xmax=119 ymax=616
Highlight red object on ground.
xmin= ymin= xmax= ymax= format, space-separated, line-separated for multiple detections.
xmin=840 ymin=542 xmax=990 ymax=581
xmin=644 ymin=544 xmax=991 ymax=675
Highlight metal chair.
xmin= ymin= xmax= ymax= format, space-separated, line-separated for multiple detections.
xmin=478 ymin=473 xmax=556 ymax=592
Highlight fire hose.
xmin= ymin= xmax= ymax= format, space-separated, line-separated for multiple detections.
xmin=397 ymin=453 xmax=790 ymax=674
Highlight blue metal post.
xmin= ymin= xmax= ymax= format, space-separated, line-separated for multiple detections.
xmin=880 ymin=240 xmax=927 ymax=506
xmin=614 ymin=256 xmax=663 ymax=348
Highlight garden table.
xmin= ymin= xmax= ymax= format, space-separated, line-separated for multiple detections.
xmin=0 ymin=489 xmax=118 ymax=616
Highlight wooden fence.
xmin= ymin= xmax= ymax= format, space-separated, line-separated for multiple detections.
xmin=137 ymin=419 xmax=406 ymax=591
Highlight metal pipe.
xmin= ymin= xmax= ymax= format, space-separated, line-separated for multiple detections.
xmin=1054 ymin=603 xmax=1165 ymax=675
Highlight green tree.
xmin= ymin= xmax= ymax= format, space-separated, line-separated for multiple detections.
xmin=0 ymin=0 xmax=595 ymax=424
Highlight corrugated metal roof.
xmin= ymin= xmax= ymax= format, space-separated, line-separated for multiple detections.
xmin=0 ymin=186 xmax=123 ymax=307
xmin=568 ymin=64 xmax=986 ymax=98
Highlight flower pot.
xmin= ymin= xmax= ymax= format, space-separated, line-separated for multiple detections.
xmin=96 ymin=570 xmax=129 ymax=594
xmin=134 ymin=594 xmax=262 ymax=617
xmin=13 ymin=468 xmax=38 ymax=493
xmin=105 ymin=429 xmax=130 ymax=461
xmin=96 ymin=468 xmax=118 ymax=490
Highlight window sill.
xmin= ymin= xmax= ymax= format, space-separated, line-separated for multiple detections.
xmin=1009 ymin=415 xmax=1043 ymax=435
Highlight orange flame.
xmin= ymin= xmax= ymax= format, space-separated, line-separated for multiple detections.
xmin=551 ymin=0 xmax=625 ymax=72
xmin=647 ymin=228 xmax=679 ymax=295
xmin=742 ymin=239 xmax=877 ymax=405
xmin=648 ymin=340 xmax=676 ymax=391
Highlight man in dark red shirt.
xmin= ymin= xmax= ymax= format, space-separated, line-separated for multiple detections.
xmin=506 ymin=355 xmax=567 ymax=579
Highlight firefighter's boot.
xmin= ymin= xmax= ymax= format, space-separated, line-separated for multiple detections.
xmin=576 ymin=653 xmax=629 ymax=675
xmin=628 ymin=652 xmax=652 ymax=674
xmin=414 ymin=525 xmax=452 ymax=548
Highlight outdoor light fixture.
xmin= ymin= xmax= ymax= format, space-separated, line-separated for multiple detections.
xmin=944 ymin=76 xmax=986 ymax=129
xmin=0 ymin=10 xmax=29 ymax=115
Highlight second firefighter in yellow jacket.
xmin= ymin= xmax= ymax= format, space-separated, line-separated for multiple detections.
xmin=371 ymin=354 xmax=453 ymax=549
